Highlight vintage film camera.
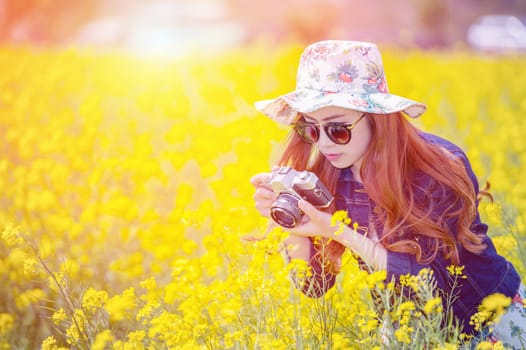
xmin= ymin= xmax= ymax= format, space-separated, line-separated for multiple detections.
xmin=266 ymin=166 xmax=334 ymax=228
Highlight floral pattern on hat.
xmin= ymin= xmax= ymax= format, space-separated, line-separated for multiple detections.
xmin=362 ymin=61 xmax=387 ymax=93
xmin=328 ymin=61 xmax=359 ymax=87
xmin=255 ymin=40 xmax=426 ymax=125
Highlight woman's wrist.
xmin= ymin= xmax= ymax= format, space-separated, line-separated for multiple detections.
xmin=329 ymin=224 xmax=357 ymax=244
xmin=328 ymin=224 xmax=387 ymax=271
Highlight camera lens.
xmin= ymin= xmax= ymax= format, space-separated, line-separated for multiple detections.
xmin=270 ymin=192 xmax=303 ymax=228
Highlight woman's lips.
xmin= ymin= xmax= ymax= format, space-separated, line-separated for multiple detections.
xmin=324 ymin=153 xmax=341 ymax=161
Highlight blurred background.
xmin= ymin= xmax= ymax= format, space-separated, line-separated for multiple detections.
xmin=1 ymin=0 xmax=525 ymax=56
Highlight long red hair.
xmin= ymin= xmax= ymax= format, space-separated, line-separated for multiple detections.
xmin=278 ymin=112 xmax=486 ymax=272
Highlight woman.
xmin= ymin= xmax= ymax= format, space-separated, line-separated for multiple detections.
xmin=250 ymin=40 xmax=525 ymax=347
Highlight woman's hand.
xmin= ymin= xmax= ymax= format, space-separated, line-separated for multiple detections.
xmin=295 ymin=200 xmax=388 ymax=271
xmin=250 ymin=171 xmax=277 ymax=218
xmin=287 ymin=200 xmax=336 ymax=239
xmin=250 ymin=169 xmax=335 ymax=239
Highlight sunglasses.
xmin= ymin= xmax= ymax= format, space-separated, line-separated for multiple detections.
xmin=291 ymin=113 xmax=366 ymax=145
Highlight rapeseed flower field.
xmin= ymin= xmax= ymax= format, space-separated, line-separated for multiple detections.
xmin=0 ymin=43 xmax=525 ymax=349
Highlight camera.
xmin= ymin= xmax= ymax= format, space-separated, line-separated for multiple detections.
xmin=266 ymin=166 xmax=334 ymax=228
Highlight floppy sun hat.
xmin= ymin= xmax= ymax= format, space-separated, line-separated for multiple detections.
xmin=255 ymin=40 xmax=426 ymax=125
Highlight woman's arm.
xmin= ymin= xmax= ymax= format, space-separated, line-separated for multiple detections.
xmin=281 ymin=234 xmax=311 ymax=262
xmin=291 ymin=200 xmax=388 ymax=271
xmin=251 ymin=172 xmax=387 ymax=295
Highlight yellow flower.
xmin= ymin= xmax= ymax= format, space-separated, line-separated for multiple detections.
xmin=396 ymin=301 xmax=416 ymax=324
xmin=399 ymin=273 xmax=420 ymax=292
xmin=91 ymin=330 xmax=114 ymax=350
xmin=1 ymin=223 xmax=22 ymax=247
xmin=139 ymin=277 xmax=163 ymax=303
xmin=224 ymin=330 xmax=243 ymax=348
xmin=15 ymin=288 xmax=45 ymax=310
xmin=387 ymin=281 xmax=395 ymax=291
xmin=23 ymin=257 xmax=39 ymax=278
xmin=475 ymin=341 xmax=493 ymax=350
xmin=394 ymin=325 xmax=413 ymax=344
xmin=287 ymin=258 xmax=313 ymax=280
xmin=424 ymin=297 xmax=444 ymax=315
xmin=479 ymin=293 xmax=511 ymax=324
xmin=65 ymin=320 xmax=83 ymax=346
xmin=125 ymin=330 xmax=144 ymax=342
xmin=331 ymin=210 xmax=351 ymax=226
xmin=470 ymin=310 xmax=493 ymax=331
xmin=481 ymin=293 xmax=511 ymax=312
xmin=41 ymin=336 xmax=69 ymax=350
xmin=81 ymin=288 xmax=108 ymax=314
xmin=0 ymin=313 xmax=14 ymax=334
xmin=492 ymin=341 xmax=506 ymax=350
xmin=105 ymin=287 xmax=137 ymax=322
xmin=446 ymin=264 xmax=466 ymax=278
xmin=366 ymin=270 xmax=387 ymax=289
xmin=52 ymin=308 xmax=67 ymax=326
xmin=136 ymin=301 xmax=161 ymax=324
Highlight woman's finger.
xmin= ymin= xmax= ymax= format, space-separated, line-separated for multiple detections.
xmin=250 ymin=172 xmax=271 ymax=187
xmin=285 ymin=200 xmax=333 ymax=237
xmin=254 ymin=186 xmax=276 ymax=201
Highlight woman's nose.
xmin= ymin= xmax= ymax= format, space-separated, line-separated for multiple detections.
xmin=317 ymin=128 xmax=334 ymax=148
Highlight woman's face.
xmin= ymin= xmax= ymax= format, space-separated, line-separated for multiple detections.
xmin=299 ymin=106 xmax=372 ymax=172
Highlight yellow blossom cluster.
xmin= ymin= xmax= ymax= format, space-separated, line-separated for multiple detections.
xmin=0 ymin=43 xmax=524 ymax=349
xmin=470 ymin=293 xmax=512 ymax=333
xmin=330 ymin=210 xmax=352 ymax=236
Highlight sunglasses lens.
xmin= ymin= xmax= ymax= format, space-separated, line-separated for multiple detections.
xmin=295 ymin=123 xmax=318 ymax=143
xmin=326 ymin=125 xmax=351 ymax=144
